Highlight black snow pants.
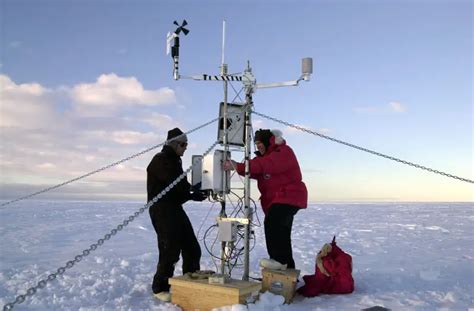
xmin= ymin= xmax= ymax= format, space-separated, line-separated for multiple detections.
xmin=149 ymin=204 xmax=201 ymax=293
xmin=264 ymin=203 xmax=299 ymax=269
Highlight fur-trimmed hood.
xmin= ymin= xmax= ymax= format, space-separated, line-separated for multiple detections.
xmin=255 ymin=129 xmax=286 ymax=157
xmin=271 ymin=129 xmax=284 ymax=145
xmin=266 ymin=129 xmax=286 ymax=154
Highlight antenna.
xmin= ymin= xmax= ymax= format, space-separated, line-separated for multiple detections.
xmin=221 ymin=20 xmax=226 ymax=66
xmin=166 ymin=20 xmax=313 ymax=281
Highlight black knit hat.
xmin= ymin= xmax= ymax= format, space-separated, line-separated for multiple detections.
xmin=167 ymin=127 xmax=187 ymax=143
xmin=254 ymin=129 xmax=273 ymax=148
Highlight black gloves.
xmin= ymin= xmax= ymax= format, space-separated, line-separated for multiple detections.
xmin=191 ymin=182 xmax=202 ymax=192
xmin=190 ymin=191 xmax=207 ymax=202
xmin=190 ymin=182 xmax=207 ymax=201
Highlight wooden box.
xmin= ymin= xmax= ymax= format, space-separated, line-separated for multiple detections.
xmin=261 ymin=268 xmax=300 ymax=304
xmin=169 ymin=276 xmax=261 ymax=311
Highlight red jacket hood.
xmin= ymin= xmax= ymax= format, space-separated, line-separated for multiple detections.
xmin=257 ymin=130 xmax=286 ymax=157
xmin=236 ymin=129 xmax=307 ymax=214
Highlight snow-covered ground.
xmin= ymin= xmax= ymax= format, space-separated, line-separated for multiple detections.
xmin=1 ymin=200 xmax=472 ymax=310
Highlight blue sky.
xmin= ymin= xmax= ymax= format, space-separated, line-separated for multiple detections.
xmin=1 ymin=0 xmax=472 ymax=202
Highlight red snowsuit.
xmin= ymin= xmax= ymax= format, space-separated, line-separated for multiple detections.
xmin=235 ymin=135 xmax=307 ymax=215
xmin=298 ymin=237 xmax=355 ymax=297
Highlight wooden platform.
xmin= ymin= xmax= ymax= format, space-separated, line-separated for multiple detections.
xmin=261 ymin=268 xmax=300 ymax=304
xmin=169 ymin=276 xmax=261 ymax=311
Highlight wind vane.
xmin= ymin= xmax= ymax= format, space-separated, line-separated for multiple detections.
xmin=166 ymin=20 xmax=189 ymax=66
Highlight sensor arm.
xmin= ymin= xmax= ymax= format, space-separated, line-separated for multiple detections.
xmin=255 ymin=57 xmax=313 ymax=89
xmin=256 ymin=80 xmax=299 ymax=89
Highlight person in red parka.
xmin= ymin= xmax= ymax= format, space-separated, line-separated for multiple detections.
xmin=223 ymin=129 xmax=307 ymax=269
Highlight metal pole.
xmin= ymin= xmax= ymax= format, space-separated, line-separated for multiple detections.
xmin=220 ymin=63 xmax=229 ymax=276
xmin=220 ymin=20 xmax=229 ymax=277
xmin=242 ymin=87 xmax=253 ymax=281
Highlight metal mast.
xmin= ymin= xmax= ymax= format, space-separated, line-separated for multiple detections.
xmin=242 ymin=64 xmax=254 ymax=281
xmin=220 ymin=20 xmax=229 ymax=277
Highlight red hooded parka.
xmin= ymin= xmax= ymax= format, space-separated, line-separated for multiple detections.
xmin=235 ymin=131 xmax=308 ymax=215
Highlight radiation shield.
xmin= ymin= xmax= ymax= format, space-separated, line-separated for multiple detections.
xmin=217 ymin=102 xmax=245 ymax=147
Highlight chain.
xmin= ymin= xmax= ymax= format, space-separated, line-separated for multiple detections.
xmin=2 ymin=140 xmax=219 ymax=311
xmin=0 ymin=118 xmax=219 ymax=208
xmin=253 ymin=110 xmax=474 ymax=184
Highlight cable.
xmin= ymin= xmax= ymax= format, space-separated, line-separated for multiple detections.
xmin=196 ymin=202 xmax=216 ymax=241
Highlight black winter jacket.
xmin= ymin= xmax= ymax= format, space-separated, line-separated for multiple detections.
xmin=147 ymin=145 xmax=191 ymax=206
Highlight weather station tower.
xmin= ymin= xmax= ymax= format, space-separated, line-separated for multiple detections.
xmin=166 ymin=20 xmax=313 ymax=310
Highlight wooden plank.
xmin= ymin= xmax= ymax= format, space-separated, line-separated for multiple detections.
xmin=170 ymin=276 xmax=260 ymax=295
xmin=169 ymin=276 xmax=261 ymax=311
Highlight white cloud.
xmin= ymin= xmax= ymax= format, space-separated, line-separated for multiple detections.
xmin=80 ymin=129 xmax=159 ymax=145
xmin=0 ymin=74 xmax=58 ymax=129
xmin=0 ymin=75 xmax=46 ymax=96
xmin=37 ymin=163 xmax=56 ymax=169
xmin=143 ymin=113 xmax=177 ymax=130
xmin=389 ymin=101 xmax=406 ymax=113
xmin=110 ymin=130 xmax=158 ymax=145
xmin=0 ymin=73 xmax=180 ymax=199
xmin=85 ymin=155 xmax=96 ymax=162
xmin=71 ymin=73 xmax=176 ymax=107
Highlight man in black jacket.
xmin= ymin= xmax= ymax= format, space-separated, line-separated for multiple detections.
xmin=147 ymin=127 xmax=206 ymax=302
